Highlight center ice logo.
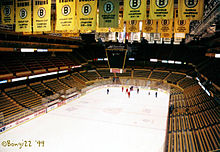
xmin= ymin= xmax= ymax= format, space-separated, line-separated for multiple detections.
xmin=104 ymin=1 xmax=114 ymax=14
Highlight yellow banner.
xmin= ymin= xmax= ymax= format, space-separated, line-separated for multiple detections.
xmin=126 ymin=20 xmax=139 ymax=32
xmin=142 ymin=20 xmax=157 ymax=33
xmin=178 ymin=0 xmax=204 ymax=20
xmin=1 ymin=0 xmax=14 ymax=24
xmin=33 ymin=0 xmax=51 ymax=32
xmin=96 ymin=14 xmax=109 ymax=33
xmin=149 ymin=0 xmax=174 ymax=19
xmin=77 ymin=0 xmax=97 ymax=30
xmin=56 ymin=0 xmax=76 ymax=31
xmin=123 ymin=0 xmax=146 ymax=21
xmin=174 ymin=9 xmax=190 ymax=33
xmin=15 ymin=0 xmax=32 ymax=32
xmin=158 ymin=19 xmax=173 ymax=38
xmin=111 ymin=16 xmax=124 ymax=32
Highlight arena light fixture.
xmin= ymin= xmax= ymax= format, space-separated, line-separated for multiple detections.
xmin=168 ymin=60 xmax=174 ymax=64
xmin=21 ymin=48 xmax=35 ymax=52
xmin=37 ymin=49 xmax=48 ymax=52
xmin=150 ymin=59 xmax=158 ymax=62
xmin=175 ymin=61 xmax=182 ymax=64
xmin=58 ymin=70 xmax=68 ymax=74
xmin=0 ymin=80 xmax=7 ymax=84
xmin=129 ymin=58 xmax=135 ymax=61
xmin=29 ymin=72 xmax=58 ymax=79
xmin=12 ymin=77 xmax=27 ymax=82
xmin=215 ymin=54 xmax=220 ymax=58
xmin=162 ymin=60 xmax=168 ymax=63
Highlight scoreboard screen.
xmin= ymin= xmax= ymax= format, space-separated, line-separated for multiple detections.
xmin=106 ymin=49 xmax=127 ymax=69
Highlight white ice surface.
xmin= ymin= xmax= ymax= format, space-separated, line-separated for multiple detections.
xmin=0 ymin=87 xmax=169 ymax=152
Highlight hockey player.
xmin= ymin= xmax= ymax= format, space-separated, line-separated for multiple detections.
xmin=137 ymin=88 xmax=139 ymax=94
xmin=107 ymin=89 xmax=109 ymax=95
xmin=122 ymin=86 xmax=124 ymax=92
xmin=128 ymin=91 xmax=130 ymax=98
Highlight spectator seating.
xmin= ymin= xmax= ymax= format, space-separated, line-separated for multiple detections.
xmin=133 ymin=69 xmax=151 ymax=78
xmin=80 ymin=71 xmax=100 ymax=81
xmin=166 ymin=73 xmax=186 ymax=84
xmin=43 ymin=78 xmax=70 ymax=93
xmin=150 ymin=71 xmax=169 ymax=80
xmin=167 ymin=86 xmax=220 ymax=152
xmin=5 ymin=85 xmax=43 ymax=111
xmin=0 ymin=91 xmax=29 ymax=126
xmin=30 ymin=82 xmax=54 ymax=97
xmin=96 ymin=68 xmax=114 ymax=78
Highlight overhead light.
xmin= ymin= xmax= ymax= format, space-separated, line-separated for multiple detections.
xmin=97 ymin=58 xmax=103 ymax=61
xmin=104 ymin=58 xmax=108 ymax=61
xmin=21 ymin=48 xmax=35 ymax=52
xmin=12 ymin=77 xmax=27 ymax=82
xmin=129 ymin=58 xmax=135 ymax=61
xmin=37 ymin=49 xmax=48 ymax=52
xmin=215 ymin=54 xmax=220 ymax=58
xmin=175 ymin=61 xmax=182 ymax=64
xmin=58 ymin=70 xmax=68 ymax=74
xmin=162 ymin=60 xmax=168 ymax=63
xmin=0 ymin=80 xmax=7 ymax=84
xmin=168 ymin=60 xmax=174 ymax=64
xmin=150 ymin=59 xmax=158 ymax=62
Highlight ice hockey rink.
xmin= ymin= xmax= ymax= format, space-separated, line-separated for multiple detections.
xmin=0 ymin=87 xmax=170 ymax=152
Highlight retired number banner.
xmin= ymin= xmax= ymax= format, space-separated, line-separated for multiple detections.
xmin=174 ymin=9 xmax=190 ymax=34
xmin=77 ymin=0 xmax=97 ymax=30
xmin=1 ymin=0 xmax=14 ymax=24
xmin=149 ymin=0 xmax=174 ymax=19
xmin=123 ymin=0 xmax=146 ymax=21
xmin=142 ymin=10 xmax=157 ymax=33
xmin=56 ymin=0 xmax=76 ymax=31
xmin=99 ymin=0 xmax=119 ymax=28
xmin=158 ymin=19 xmax=173 ymax=38
xmin=33 ymin=0 xmax=51 ymax=32
xmin=126 ymin=20 xmax=139 ymax=32
xmin=15 ymin=0 xmax=32 ymax=32
xmin=111 ymin=16 xmax=124 ymax=32
xmin=178 ymin=0 xmax=204 ymax=20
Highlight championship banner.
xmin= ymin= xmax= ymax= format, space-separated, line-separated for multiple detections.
xmin=123 ymin=0 xmax=147 ymax=21
xmin=96 ymin=14 xmax=109 ymax=33
xmin=1 ymin=0 xmax=14 ymax=24
xmin=158 ymin=19 xmax=173 ymax=38
xmin=77 ymin=0 xmax=97 ymax=31
xmin=126 ymin=20 xmax=139 ymax=32
xmin=111 ymin=16 xmax=124 ymax=32
xmin=142 ymin=20 xmax=157 ymax=33
xmin=56 ymin=0 xmax=76 ymax=31
xmin=174 ymin=10 xmax=190 ymax=34
xmin=149 ymin=0 xmax=174 ymax=19
xmin=99 ymin=0 xmax=119 ymax=28
xmin=33 ymin=0 xmax=51 ymax=32
xmin=15 ymin=0 xmax=32 ymax=32
xmin=178 ymin=0 xmax=204 ymax=20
